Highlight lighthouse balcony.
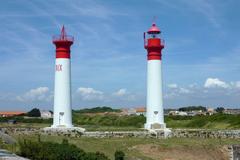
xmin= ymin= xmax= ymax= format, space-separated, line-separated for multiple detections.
xmin=53 ymin=35 xmax=74 ymax=42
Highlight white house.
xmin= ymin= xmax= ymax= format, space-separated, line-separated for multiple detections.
xmin=40 ymin=110 xmax=53 ymax=119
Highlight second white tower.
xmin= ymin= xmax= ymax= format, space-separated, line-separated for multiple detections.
xmin=144 ymin=22 xmax=165 ymax=130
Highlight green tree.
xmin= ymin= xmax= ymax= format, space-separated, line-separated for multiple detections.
xmin=27 ymin=108 xmax=41 ymax=117
xmin=216 ymin=107 xmax=225 ymax=113
xmin=179 ymin=106 xmax=207 ymax=112
xmin=115 ymin=150 xmax=125 ymax=160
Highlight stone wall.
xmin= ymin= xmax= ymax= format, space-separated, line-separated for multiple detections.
xmin=83 ymin=129 xmax=240 ymax=139
xmin=0 ymin=127 xmax=38 ymax=135
xmin=1 ymin=127 xmax=240 ymax=139
xmin=82 ymin=131 xmax=157 ymax=138
xmin=172 ymin=129 xmax=240 ymax=139
xmin=227 ymin=145 xmax=240 ymax=160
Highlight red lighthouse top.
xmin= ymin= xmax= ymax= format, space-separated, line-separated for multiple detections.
xmin=53 ymin=26 xmax=74 ymax=59
xmin=53 ymin=26 xmax=74 ymax=43
xmin=147 ymin=23 xmax=161 ymax=34
xmin=144 ymin=22 xmax=164 ymax=60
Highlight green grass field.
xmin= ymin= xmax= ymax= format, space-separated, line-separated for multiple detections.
xmin=2 ymin=113 xmax=240 ymax=159
xmin=165 ymin=114 xmax=240 ymax=129
xmin=9 ymin=134 xmax=240 ymax=160
xmin=1 ymin=113 xmax=240 ymax=131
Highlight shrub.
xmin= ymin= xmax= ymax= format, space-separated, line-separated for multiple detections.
xmin=186 ymin=119 xmax=207 ymax=128
xmin=115 ymin=150 xmax=125 ymax=160
xmin=18 ymin=139 xmax=109 ymax=160
xmin=179 ymin=106 xmax=207 ymax=112
xmin=74 ymin=114 xmax=145 ymax=127
xmin=74 ymin=107 xmax=121 ymax=113
xmin=27 ymin=108 xmax=41 ymax=117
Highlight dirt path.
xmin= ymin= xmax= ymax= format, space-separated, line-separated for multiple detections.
xmin=133 ymin=144 xmax=229 ymax=160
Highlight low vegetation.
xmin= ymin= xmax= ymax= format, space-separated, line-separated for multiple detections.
xmin=1 ymin=111 xmax=240 ymax=130
xmin=0 ymin=116 xmax=52 ymax=124
xmin=13 ymin=135 xmax=240 ymax=160
xmin=74 ymin=106 xmax=121 ymax=113
xmin=74 ymin=113 xmax=240 ymax=129
xmin=73 ymin=114 xmax=145 ymax=128
xmin=26 ymin=108 xmax=41 ymax=117
xmin=76 ymin=113 xmax=240 ymax=129
xmin=178 ymin=106 xmax=207 ymax=112
xmin=18 ymin=138 xmax=110 ymax=160
xmin=166 ymin=113 xmax=240 ymax=129
xmin=114 ymin=150 xmax=125 ymax=160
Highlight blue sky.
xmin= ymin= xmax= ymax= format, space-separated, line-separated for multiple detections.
xmin=0 ymin=0 xmax=240 ymax=111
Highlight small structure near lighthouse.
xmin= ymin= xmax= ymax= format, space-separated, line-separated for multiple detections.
xmin=144 ymin=22 xmax=170 ymax=135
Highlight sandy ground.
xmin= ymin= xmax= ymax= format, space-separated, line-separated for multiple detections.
xmin=132 ymin=144 xmax=229 ymax=160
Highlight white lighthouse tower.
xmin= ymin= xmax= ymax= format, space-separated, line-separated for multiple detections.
xmin=52 ymin=26 xmax=73 ymax=128
xmin=144 ymin=22 xmax=168 ymax=131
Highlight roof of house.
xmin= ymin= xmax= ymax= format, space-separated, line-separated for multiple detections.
xmin=0 ymin=111 xmax=25 ymax=115
xmin=135 ymin=107 xmax=146 ymax=112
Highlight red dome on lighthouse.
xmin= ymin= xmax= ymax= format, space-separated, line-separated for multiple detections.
xmin=147 ymin=23 xmax=161 ymax=34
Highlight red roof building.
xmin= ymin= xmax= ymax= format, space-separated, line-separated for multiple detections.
xmin=0 ymin=111 xmax=25 ymax=117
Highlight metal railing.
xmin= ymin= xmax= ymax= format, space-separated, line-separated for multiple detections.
xmin=144 ymin=32 xmax=165 ymax=47
xmin=52 ymin=35 xmax=74 ymax=42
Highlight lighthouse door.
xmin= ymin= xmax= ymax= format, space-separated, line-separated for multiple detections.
xmin=59 ymin=112 xmax=64 ymax=126
xmin=154 ymin=110 xmax=159 ymax=122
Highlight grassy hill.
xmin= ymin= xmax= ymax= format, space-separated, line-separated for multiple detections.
xmin=73 ymin=113 xmax=240 ymax=130
xmin=166 ymin=113 xmax=240 ymax=129
xmin=1 ymin=113 xmax=240 ymax=130
xmin=74 ymin=106 xmax=121 ymax=113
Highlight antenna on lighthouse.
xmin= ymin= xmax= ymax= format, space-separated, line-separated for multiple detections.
xmin=53 ymin=25 xmax=74 ymax=42
xmin=152 ymin=16 xmax=157 ymax=24
xmin=61 ymin=25 xmax=66 ymax=40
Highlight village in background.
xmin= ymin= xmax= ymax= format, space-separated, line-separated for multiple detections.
xmin=0 ymin=106 xmax=239 ymax=121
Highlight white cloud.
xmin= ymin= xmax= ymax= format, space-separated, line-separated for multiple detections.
xmin=167 ymin=84 xmax=178 ymax=89
xmin=164 ymin=92 xmax=177 ymax=99
xmin=188 ymin=83 xmax=198 ymax=88
xmin=16 ymin=87 xmax=51 ymax=102
xmin=204 ymin=78 xmax=229 ymax=89
xmin=164 ymin=78 xmax=240 ymax=107
xmin=179 ymin=87 xmax=191 ymax=94
xmin=113 ymin=88 xmax=127 ymax=96
xmin=74 ymin=87 xmax=138 ymax=105
xmin=235 ymin=81 xmax=240 ymax=88
xmin=229 ymin=81 xmax=240 ymax=89
xmin=165 ymin=84 xmax=192 ymax=99
xmin=111 ymin=88 xmax=138 ymax=102
xmin=230 ymin=81 xmax=240 ymax=89
xmin=76 ymin=87 xmax=104 ymax=101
